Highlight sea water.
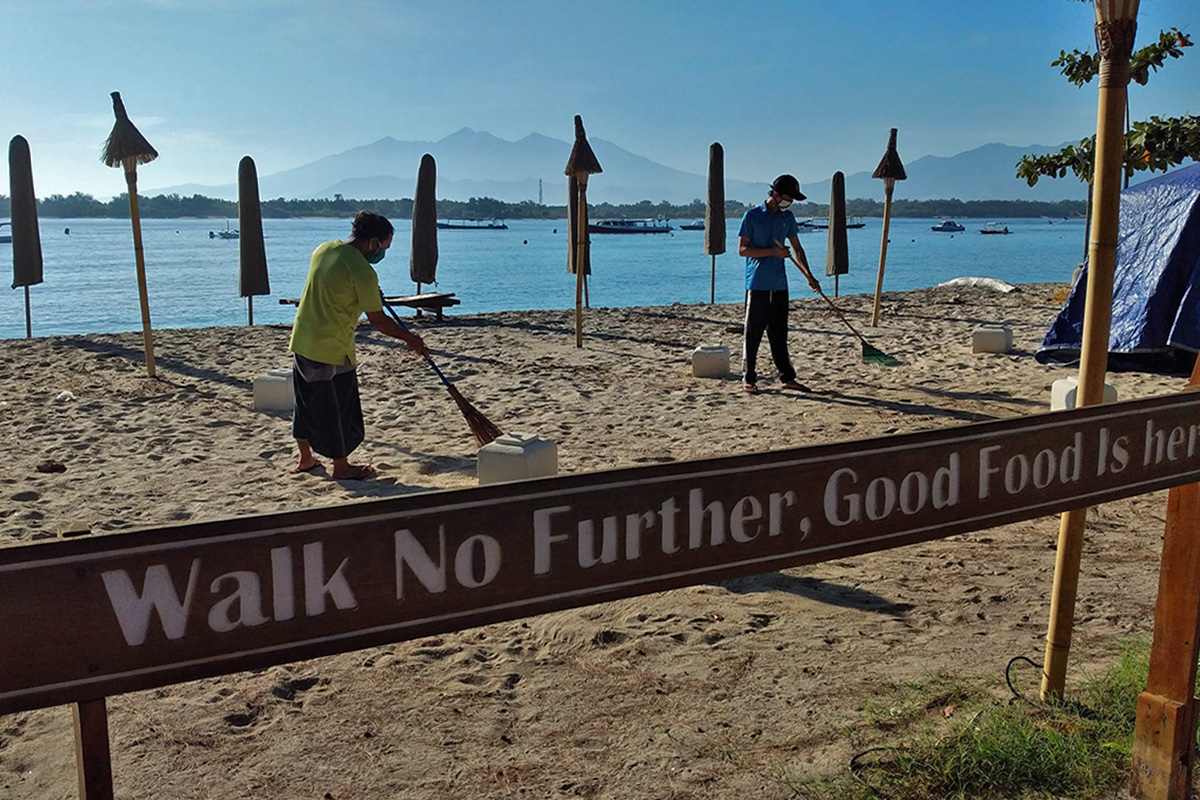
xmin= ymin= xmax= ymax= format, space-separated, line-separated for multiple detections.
xmin=0 ymin=216 xmax=1086 ymax=339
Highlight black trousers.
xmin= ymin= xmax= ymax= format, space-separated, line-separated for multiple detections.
xmin=291 ymin=364 xmax=365 ymax=460
xmin=742 ymin=289 xmax=796 ymax=385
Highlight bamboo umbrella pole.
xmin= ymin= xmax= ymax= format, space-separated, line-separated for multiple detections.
xmin=123 ymin=156 xmax=156 ymax=377
xmin=869 ymin=129 xmax=906 ymax=327
xmin=102 ymin=92 xmax=158 ymax=378
xmin=564 ymin=115 xmax=602 ymax=348
xmin=871 ymin=178 xmax=894 ymax=326
xmin=1041 ymin=0 xmax=1139 ymax=702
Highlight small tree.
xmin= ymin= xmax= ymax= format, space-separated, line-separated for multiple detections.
xmin=1017 ymin=28 xmax=1199 ymax=258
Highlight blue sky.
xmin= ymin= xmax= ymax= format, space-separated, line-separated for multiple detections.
xmin=2 ymin=0 xmax=1196 ymax=199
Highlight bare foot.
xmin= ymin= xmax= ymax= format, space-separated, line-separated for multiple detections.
xmin=293 ymin=457 xmax=322 ymax=473
xmin=332 ymin=463 xmax=376 ymax=480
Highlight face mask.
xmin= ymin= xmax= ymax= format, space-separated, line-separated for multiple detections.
xmin=776 ymin=196 xmax=792 ymax=210
xmin=366 ymin=246 xmax=387 ymax=264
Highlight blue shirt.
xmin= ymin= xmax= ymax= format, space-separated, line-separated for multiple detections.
xmin=739 ymin=203 xmax=799 ymax=291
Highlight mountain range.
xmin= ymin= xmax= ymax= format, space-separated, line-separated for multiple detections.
xmin=147 ymin=128 xmax=1087 ymax=205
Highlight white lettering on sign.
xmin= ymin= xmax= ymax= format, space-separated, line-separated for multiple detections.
xmin=1144 ymin=419 xmax=1200 ymax=466
xmin=978 ymin=433 xmax=1082 ymax=499
xmin=531 ymin=488 xmax=800 ymax=575
xmin=102 ymin=559 xmax=201 ymax=646
xmin=101 ymin=543 xmax=357 ymax=646
xmin=1096 ymin=427 xmax=1131 ymax=476
xmin=394 ymin=527 xmax=502 ymax=598
xmin=824 ymin=454 xmax=960 ymax=526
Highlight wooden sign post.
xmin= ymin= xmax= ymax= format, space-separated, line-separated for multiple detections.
xmin=73 ymin=699 xmax=113 ymax=800
xmin=1131 ymin=364 xmax=1200 ymax=800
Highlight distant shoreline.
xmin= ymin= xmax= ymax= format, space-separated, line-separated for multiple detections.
xmin=1 ymin=194 xmax=1088 ymax=221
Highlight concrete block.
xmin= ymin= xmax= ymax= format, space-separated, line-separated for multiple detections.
xmin=972 ymin=325 xmax=1013 ymax=354
xmin=692 ymin=344 xmax=730 ymax=378
xmin=254 ymin=367 xmax=294 ymax=411
xmin=478 ymin=432 xmax=558 ymax=485
xmin=1051 ymin=376 xmax=1118 ymax=410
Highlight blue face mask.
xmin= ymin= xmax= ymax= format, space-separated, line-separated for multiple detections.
xmin=366 ymin=247 xmax=387 ymax=264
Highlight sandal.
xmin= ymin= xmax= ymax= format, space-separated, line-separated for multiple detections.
xmin=742 ymin=383 xmax=759 ymax=394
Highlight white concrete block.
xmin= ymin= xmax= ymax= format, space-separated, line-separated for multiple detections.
xmin=972 ymin=325 xmax=1013 ymax=354
xmin=692 ymin=344 xmax=730 ymax=378
xmin=1050 ymin=376 xmax=1118 ymax=410
xmin=478 ymin=432 xmax=558 ymax=485
xmin=254 ymin=367 xmax=294 ymax=411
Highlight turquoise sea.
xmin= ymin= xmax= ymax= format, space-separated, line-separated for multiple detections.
xmin=0 ymin=216 xmax=1086 ymax=339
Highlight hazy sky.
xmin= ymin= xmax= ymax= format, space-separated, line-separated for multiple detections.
xmin=2 ymin=0 xmax=1196 ymax=198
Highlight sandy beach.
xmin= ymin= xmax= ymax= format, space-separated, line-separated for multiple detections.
xmin=0 ymin=283 xmax=1188 ymax=799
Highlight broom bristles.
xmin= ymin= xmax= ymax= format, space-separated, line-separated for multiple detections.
xmin=862 ymin=341 xmax=903 ymax=367
xmin=445 ymin=383 xmax=503 ymax=446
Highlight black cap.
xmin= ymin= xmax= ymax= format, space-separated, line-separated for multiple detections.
xmin=771 ymin=174 xmax=806 ymax=202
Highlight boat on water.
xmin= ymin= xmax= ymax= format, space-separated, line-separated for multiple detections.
xmin=437 ymin=218 xmax=508 ymax=230
xmin=800 ymin=217 xmax=866 ymax=230
xmin=0 ymin=222 xmax=10 ymax=244
xmin=678 ymin=221 xmax=704 ymax=231
xmin=589 ymin=219 xmax=672 ymax=234
xmin=210 ymin=220 xmax=239 ymax=239
xmin=980 ymin=222 xmax=1012 ymax=235
xmin=931 ymin=220 xmax=965 ymax=233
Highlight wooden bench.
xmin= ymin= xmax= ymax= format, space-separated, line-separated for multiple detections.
xmin=279 ymin=292 xmax=461 ymax=321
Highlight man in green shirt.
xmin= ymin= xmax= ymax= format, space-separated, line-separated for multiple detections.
xmin=289 ymin=211 xmax=426 ymax=480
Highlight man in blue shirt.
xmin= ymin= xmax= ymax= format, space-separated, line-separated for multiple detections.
xmin=738 ymin=174 xmax=821 ymax=393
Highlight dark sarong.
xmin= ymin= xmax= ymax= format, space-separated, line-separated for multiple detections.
xmin=291 ymin=355 xmax=364 ymax=460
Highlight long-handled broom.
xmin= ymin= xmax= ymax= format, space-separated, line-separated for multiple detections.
xmin=777 ymin=240 xmax=902 ymax=367
xmin=381 ymin=297 xmax=504 ymax=446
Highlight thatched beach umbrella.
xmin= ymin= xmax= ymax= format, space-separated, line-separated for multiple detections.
xmin=237 ymin=155 xmax=269 ymax=324
xmin=1042 ymin=0 xmax=1141 ymax=703
xmin=101 ymin=91 xmax=158 ymax=377
xmin=9 ymin=135 xmax=43 ymax=338
xmin=410 ymin=153 xmax=439 ymax=295
xmin=826 ymin=171 xmax=849 ymax=297
xmin=869 ymin=128 xmax=906 ymax=327
xmin=704 ymin=142 xmax=726 ymax=303
xmin=564 ymin=115 xmax=602 ymax=348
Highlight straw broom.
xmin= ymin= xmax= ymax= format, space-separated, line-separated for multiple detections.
xmin=102 ymin=92 xmax=158 ymax=377
xmin=380 ymin=298 xmax=503 ymax=446
xmin=778 ymin=240 xmax=902 ymax=367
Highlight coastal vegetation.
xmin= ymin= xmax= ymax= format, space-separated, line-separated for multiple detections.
xmin=0 ymin=192 xmax=1086 ymax=221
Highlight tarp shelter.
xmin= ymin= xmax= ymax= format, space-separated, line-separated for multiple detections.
xmin=1036 ymin=163 xmax=1200 ymax=374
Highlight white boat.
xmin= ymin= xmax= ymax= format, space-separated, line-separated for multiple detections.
xmin=589 ymin=218 xmax=672 ymax=234
xmin=931 ymin=220 xmax=965 ymax=232
xmin=0 ymin=222 xmax=10 ymax=244
xmin=437 ymin=218 xmax=508 ymax=230
xmin=980 ymin=222 xmax=1012 ymax=235
xmin=210 ymin=220 xmax=239 ymax=239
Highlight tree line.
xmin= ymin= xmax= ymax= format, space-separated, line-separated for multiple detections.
xmin=0 ymin=192 xmax=1085 ymax=220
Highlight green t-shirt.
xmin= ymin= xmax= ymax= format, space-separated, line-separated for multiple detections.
xmin=288 ymin=240 xmax=383 ymax=366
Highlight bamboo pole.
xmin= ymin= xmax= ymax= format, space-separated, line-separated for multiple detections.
xmin=870 ymin=177 xmax=895 ymax=327
xmin=1041 ymin=0 xmax=1138 ymax=701
xmin=124 ymin=156 xmax=156 ymax=378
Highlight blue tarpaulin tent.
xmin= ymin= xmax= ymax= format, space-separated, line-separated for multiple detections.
xmin=1036 ymin=163 xmax=1200 ymax=374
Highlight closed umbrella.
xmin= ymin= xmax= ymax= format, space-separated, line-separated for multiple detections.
xmin=9 ymin=135 xmax=43 ymax=338
xmin=566 ymin=175 xmax=591 ymax=307
xmin=869 ymin=128 xmax=906 ymax=327
xmin=704 ymin=143 xmax=726 ymax=303
xmin=410 ymin=153 xmax=438 ymax=295
xmin=826 ymin=171 xmax=849 ymax=297
xmin=101 ymin=91 xmax=158 ymax=377
xmin=237 ymin=155 xmax=269 ymax=324
xmin=564 ymin=115 xmax=602 ymax=348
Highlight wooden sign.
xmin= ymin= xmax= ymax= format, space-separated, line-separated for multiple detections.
xmin=3 ymin=392 xmax=1200 ymax=715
